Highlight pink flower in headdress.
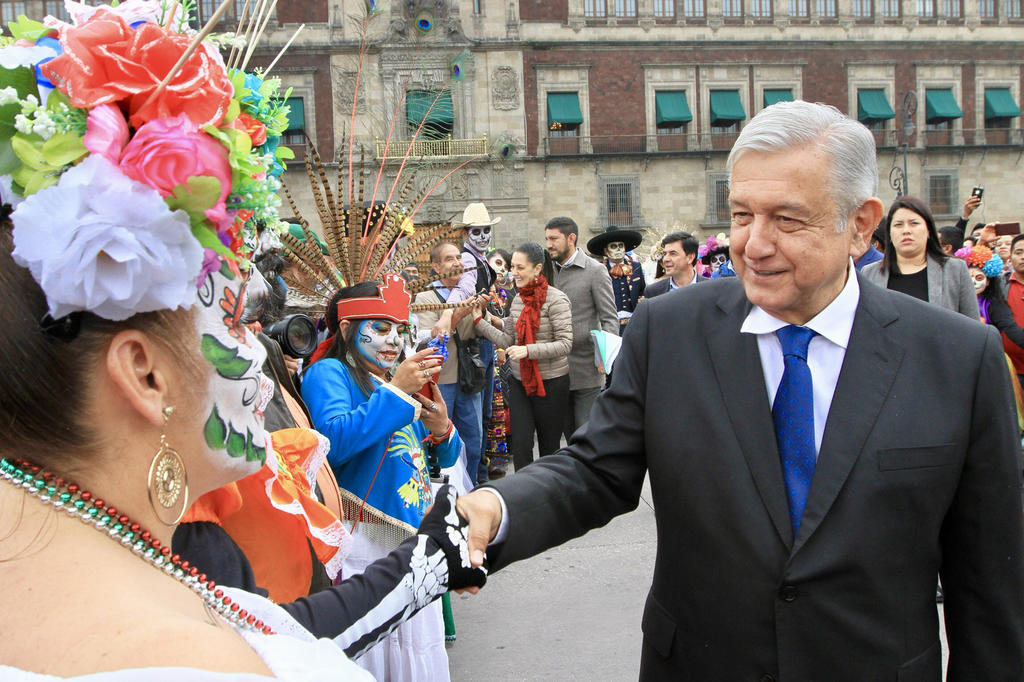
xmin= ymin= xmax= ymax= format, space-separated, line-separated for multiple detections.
xmin=83 ymin=103 xmax=130 ymax=165
xmin=119 ymin=113 xmax=231 ymax=226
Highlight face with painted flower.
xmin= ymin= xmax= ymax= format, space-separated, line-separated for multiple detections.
xmin=340 ymin=318 xmax=409 ymax=375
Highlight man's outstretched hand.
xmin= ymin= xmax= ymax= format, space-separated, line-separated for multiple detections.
xmin=456 ymin=489 xmax=503 ymax=570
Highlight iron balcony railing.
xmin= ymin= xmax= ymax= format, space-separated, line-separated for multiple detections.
xmin=542 ymin=128 xmax=1023 ymax=156
xmin=375 ymin=135 xmax=488 ymax=159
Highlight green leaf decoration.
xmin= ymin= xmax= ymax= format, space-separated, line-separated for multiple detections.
xmin=224 ymin=97 xmax=240 ymax=124
xmin=41 ymin=132 xmax=86 ymax=166
xmin=204 ymin=405 xmax=228 ymax=449
xmin=218 ymin=259 xmax=237 ymax=279
xmin=276 ymin=145 xmax=295 ymax=162
xmin=166 ymin=175 xmax=222 ymax=226
xmin=8 ymin=16 xmax=51 ymax=42
xmin=200 ymin=333 xmax=253 ymax=379
xmin=0 ymin=139 xmax=19 ymax=175
xmin=0 ymin=66 xmax=39 ymax=144
xmin=226 ymin=428 xmax=247 ymax=459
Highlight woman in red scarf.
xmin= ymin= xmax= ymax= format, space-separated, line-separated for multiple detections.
xmin=473 ymin=243 xmax=573 ymax=471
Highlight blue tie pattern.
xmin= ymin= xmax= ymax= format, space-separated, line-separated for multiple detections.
xmin=773 ymin=325 xmax=818 ymax=534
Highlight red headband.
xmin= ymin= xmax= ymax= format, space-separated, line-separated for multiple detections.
xmin=336 ymin=273 xmax=411 ymax=324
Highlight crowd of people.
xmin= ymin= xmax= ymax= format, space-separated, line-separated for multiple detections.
xmin=0 ymin=5 xmax=1022 ymax=680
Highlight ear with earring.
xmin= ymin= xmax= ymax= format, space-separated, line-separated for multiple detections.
xmin=147 ymin=405 xmax=189 ymax=525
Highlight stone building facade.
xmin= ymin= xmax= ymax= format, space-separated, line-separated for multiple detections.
xmin=14 ymin=0 xmax=1020 ymax=250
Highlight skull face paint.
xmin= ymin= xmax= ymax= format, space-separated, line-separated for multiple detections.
xmin=195 ymin=260 xmax=274 ymax=476
xmin=466 ymin=225 xmax=493 ymax=253
xmin=487 ymin=253 xmax=507 ymax=279
xmin=605 ymin=240 xmax=626 ymax=262
xmin=355 ymin=319 xmax=408 ymax=371
xmin=970 ymin=267 xmax=989 ymax=295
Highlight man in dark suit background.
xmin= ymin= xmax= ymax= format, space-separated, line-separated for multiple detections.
xmin=460 ymin=100 xmax=1024 ymax=680
xmin=645 ymin=230 xmax=707 ymax=298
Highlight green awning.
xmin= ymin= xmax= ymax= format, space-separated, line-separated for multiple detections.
xmin=985 ymin=88 xmax=1021 ymax=120
xmin=547 ymin=92 xmax=584 ymax=127
xmin=857 ymin=89 xmax=896 ymax=122
xmin=763 ymin=89 xmax=794 ymax=107
xmin=924 ymin=89 xmax=963 ymax=123
xmin=406 ymin=91 xmax=454 ymax=126
xmin=655 ymin=91 xmax=693 ymax=125
xmin=709 ymin=90 xmax=746 ymax=126
xmin=284 ymin=97 xmax=304 ymax=131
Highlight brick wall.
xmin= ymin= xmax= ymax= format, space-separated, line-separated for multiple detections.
xmin=277 ymin=0 xmax=327 ymax=24
xmin=520 ymin=0 xmax=568 ymax=21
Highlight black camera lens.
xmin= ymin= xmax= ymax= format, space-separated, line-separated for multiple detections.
xmin=264 ymin=314 xmax=318 ymax=359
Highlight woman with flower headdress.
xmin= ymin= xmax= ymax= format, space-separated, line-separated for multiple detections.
xmin=301 ymin=274 xmax=462 ymax=682
xmin=954 ymin=243 xmax=1024 ymax=430
xmin=0 ymin=4 xmax=485 ymax=680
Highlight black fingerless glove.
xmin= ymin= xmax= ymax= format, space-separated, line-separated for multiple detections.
xmin=417 ymin=484 xmax=488 ymax=591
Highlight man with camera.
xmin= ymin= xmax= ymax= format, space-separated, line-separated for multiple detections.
xmin=415 ymin=241 xmax=487 ymax=488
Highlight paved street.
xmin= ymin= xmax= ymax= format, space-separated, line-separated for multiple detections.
xmin=446 ymin=474 xmax=949 ymax=680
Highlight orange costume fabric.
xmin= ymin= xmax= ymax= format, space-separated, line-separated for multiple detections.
xmin=183 ymin=428 xmax=351 ymax=603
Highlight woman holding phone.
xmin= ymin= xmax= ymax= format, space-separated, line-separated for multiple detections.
xmin=301 ymin=274 xmax=461 ymax=681
xmin=862 ymin=195 xmax=979 ymax=319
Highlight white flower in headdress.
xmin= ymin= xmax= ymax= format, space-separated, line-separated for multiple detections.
xmin=0 ymin=44 xmax=59 ymax=70
xmin=11 ymin=154 xmax=203 ymax=321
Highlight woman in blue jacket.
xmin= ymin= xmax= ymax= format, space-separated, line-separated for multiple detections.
xmin=302 ymin=274 xmax=461 ymax=682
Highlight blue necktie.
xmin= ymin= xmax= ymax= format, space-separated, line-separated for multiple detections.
xmin=773 ymin=325 xmax=818 ymax=534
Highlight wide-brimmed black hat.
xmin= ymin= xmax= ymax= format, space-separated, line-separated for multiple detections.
xmin=587 ymin=225 xmax=643 ymax=256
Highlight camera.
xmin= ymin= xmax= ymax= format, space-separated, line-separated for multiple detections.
xmin=263 ymin=313 xmax=318 ymax=359
xmin=972 ymin=186 xmax=984 ymax=199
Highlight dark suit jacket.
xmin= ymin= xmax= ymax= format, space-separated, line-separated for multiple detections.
xmin=487 ymin=274 xmax=1024 ymax=681
xmin=644 ymin=274 xmax=709 ymax=298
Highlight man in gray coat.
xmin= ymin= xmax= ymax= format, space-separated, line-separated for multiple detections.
xmin=544 ymin=216 xmax=619 ymax=438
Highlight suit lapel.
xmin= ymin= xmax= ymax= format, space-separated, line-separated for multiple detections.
xmin=792 ymin=278 xmax=904 ymax=554
xmin=707 ymin=286 xmax=795 ymax=549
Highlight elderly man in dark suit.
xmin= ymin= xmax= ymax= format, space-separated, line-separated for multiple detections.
xmin=456 ymin=100 xmax=1024 ymax=680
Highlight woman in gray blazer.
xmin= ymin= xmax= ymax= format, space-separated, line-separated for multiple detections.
xmin=862 ymin=195 xmax=979 ymax=319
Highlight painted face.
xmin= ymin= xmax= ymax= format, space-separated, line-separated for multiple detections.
xmin=355 ymin=319 xmax=408 ymax=371
xmin=488 ymin=253 xmax=508 ymax=279
xmin=466 ymin=224 xmax=493 ymax=252
xmin=605 ymin=241 xmax=626 ymax=262
xmin=970 ymin=267 xmax=989 ymax=294
xmin=709 ymin=252 xmax=729 ymax=271
xmin=195 ymin=262 xmax=274 ymax=478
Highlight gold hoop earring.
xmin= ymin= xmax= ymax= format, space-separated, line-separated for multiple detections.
xmin=147 ymin=406 xmax=189 ymax=525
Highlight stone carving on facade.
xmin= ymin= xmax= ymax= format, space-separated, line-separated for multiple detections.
xmin=334 ymin=69 xmax=367 ymax=114
xmin=491 ymin=67 xmax=520 ymax=111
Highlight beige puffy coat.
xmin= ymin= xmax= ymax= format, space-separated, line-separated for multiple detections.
xmin=474 ymin=285 xmax=573 ymax=381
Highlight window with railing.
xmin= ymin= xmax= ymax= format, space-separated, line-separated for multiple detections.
xmin=790 ymin=0 xmax=811 ymax=16
xmin=282 ymin=97 xmax=305 ymax=146
xmin=853 ymin=0 xmax=872 ymax=16
xmin=926 ymin=173 xmax=957 ymax=216
xmin=706 ymin=174 xmax=731 ymax=224
xmin=1009 ymin=0 xmax=1023 ymax=16
xmin=722 ymin=0 xmax=743 ymax=16
xmin=655 ymin=0 xmax=676 ymax=16
xmin=600 ymin=177 xmax=642 ymax=227
xmin=0 ymin=1 xmax=25 ymax=25
xmin=473 ymin=0 xmax=482 ymax=14
xmin=917 ymin=0 xmax=935 ymax=15
xmin=879 ymin=0 xmax=900 ymax=16
xmin=979 ymin=0 xmax=995 ymax=16
xmin=584 ymin=0 xmax=607 ymax=17
xmin=817 ymin=0 xmax=838 ymax=16
xmin=751 ymin=0 xmax=772 ymax=17
xmin=938 ymin=0 xmax=962 ymax=16
xmin=682 ymin=0 xmax=706 ymax=15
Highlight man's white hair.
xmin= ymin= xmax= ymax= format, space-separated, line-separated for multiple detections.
xmin=726 ymin=100 xmax=878 ymax=232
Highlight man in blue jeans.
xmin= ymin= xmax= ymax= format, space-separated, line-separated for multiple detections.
xmin=414 ymin=241 xmax=484 ymax=486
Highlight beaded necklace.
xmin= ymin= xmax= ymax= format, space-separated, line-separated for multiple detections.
xmin=0 ymin=457 xmax=273 ymax=635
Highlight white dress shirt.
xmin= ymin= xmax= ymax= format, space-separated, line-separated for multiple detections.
xmin=485 ymin=261 xmax=861 ymax=541
xmin=739 ymin=261 xmax=860 ymax=456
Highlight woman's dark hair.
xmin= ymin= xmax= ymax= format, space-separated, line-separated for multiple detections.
xmin=0 ymin=214 xmax=200 ymax=474
xmin=881 ymin=195 xmax=948 ymax=275
xmin=976 ymin=268 xmax=1006 ymax=304
xmin=318 ymin=280 xmax=382 ymax=397
xmin=513 ymin=242 xmax=554 ymax=284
